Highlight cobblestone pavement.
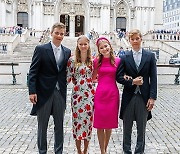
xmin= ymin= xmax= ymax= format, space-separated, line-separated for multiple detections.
xmin=0 ymin=84 xmax=180 ymax=154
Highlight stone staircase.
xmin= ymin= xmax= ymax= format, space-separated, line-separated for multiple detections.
xmin=165 ymin=41 xmax=180 ymax=52
xmin=0 ymin=36 xmax=118 ymax=62
xmin=13 ymin=37 xmax=40 ymax=61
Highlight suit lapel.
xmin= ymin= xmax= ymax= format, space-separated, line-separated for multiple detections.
xmin=46 ymin=42 xmax=58 ymax=71
xmin=138 ymin=49 xmax=148 ymax=72
xmin=126 ymin=51 xmax=137 ymax=72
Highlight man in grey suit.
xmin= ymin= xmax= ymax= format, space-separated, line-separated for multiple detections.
xmin=116 ymin=29 xmax=157 ymax=154
xmin=28 ymin=22 xmax=71 ymax=154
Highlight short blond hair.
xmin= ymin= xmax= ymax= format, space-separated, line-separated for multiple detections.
xmin=51 ymin=22 xmax=66 ymax=33
xmin=128 ymin=29 xmax=142 ymax=40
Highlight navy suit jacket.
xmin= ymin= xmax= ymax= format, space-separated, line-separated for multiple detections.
xmin=116 ymin=49 xmax=157 ymax=120
xmin=28 ymin=42 xmax=71 ymax=115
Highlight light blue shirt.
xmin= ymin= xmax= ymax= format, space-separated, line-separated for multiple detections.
xmin=51 ymin=42 xmax=62 ymax=66
xmin=132 ymin=48 xmax=142 ymax=69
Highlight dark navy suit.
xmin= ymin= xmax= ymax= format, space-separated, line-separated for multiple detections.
xmin=29 ymin=42 xmax=71 ymax=115
xmin=116 ymin=49 xmax=157 ymax=120
xmin=28 ymin=42 xmax=71 ymax=154
xmin=116 ymin=49 xmax=157 ymax=153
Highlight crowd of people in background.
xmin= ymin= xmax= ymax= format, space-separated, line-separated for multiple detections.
xmin=148 ymin=29 xmax=180 ymax=34
xmin=0 ymin=26 xmax=24 ymax=36
xmin=147 ymin=29 xmax=180 ymax=41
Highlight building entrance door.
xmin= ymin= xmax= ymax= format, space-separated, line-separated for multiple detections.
xmin=17 ymin=12 xmax=28 ymax=28
xmin=116 ymin=17 xmax=126 ymax=32
xmin=75 ymin=15 xmax=84 ymax=37
xmin=60 ymin=14 xmax=70 ymax=36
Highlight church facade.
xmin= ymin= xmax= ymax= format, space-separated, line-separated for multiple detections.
xmin=0 ymin=0 xmax=163 ymax=36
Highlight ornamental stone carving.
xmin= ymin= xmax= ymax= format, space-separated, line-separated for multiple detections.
xmin=90 ymin=7 xmax=101 ymax=18
xmin=6 ymin=0 xmax=12 ymax=4
xmin=17 ymin=0 xmax=28 ymax=12
xmin=135 ymin=6 xmax=155 ymax=11
xmin=110 ymin=9 xmax=114 ymax=18
xmin=44 ymin=4 xmax=54 ymax=15
xmin=117 ymin=2 xmax=127 ymax=17
xmin=74 ymin=3 xmax=84 ymax=14
xmin=61 ymin=3 xmax=71 ymax=13
xmin=130 ymin=8 xmax=135 ymax=19
xmin=127 ymin=0 xmax=133 ymax=8
xmin=60 ymin=2 xmax=85 ymax=15
xmin=18 ymin=0 xmax=26 ymax=4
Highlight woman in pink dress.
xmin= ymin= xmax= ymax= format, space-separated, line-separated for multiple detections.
xmin=92 ymin=37 xmax=121 ymax=154
xmin=67 ymin=35 xmax=95 ymax=154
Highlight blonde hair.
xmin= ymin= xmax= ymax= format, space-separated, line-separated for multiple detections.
xmin=51 ymin=22 xmax=66 ymax=33
xmin=128 ymin=29 xmax=142 ymax=40
xmin=74 ymin=35 xmax=92 ymax=67
xmin=96 ymin=39 xmax=115 ymax=67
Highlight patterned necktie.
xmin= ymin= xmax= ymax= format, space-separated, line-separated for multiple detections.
xmin=134 ymin=52 xmax=141 ymax=69
xmin=134 ymin=51 xmax=141 ymax=94
xmin=54 ymin=47 xmax=60 ymax=65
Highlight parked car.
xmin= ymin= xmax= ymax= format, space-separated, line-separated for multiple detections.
xmin=169 ymin=57 xmax=180 ymax=64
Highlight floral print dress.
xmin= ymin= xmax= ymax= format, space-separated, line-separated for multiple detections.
xmin=67 ymin=57 xmax=95 ymax=141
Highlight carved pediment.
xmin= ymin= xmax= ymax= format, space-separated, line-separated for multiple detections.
xmin=60 ymin=2 xmax=85 ymax=15
xmin=116 ymin=2 xmax=127 ymax=17
xmin=43 ymin=4 xmax=54 ymax=15
xmin=17 ymin=0 xmax=28 ymax=12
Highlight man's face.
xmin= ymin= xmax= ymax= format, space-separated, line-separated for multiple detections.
xmin=129 ymin=34 xmax=142 ymax=50
xmin=51 ymin=27 xmax=65 ymax=45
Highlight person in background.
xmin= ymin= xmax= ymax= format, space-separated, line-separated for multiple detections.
xmin=118 ymin=47 xmax=125 ymax=58
xmin=67 ymin=35 xmax=95 ymax=154
xmin=116 ymin=29 xmax=157 ymax=154
xmin=92 ymin=37 xmax=121 ymax=154
xmin=28 ymin=22 xmax=71 ymax=154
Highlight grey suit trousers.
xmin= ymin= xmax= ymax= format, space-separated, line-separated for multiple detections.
xmin=37 ymin=88 xmax=65 ymax=154
xmin=122 ymin=93 xmax=148 ymax=154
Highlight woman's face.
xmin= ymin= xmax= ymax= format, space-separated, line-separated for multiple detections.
xmin=98 ymin=41 xmax=110 ymax=58
xmin=77 ymin=38 xmax=89 ymax=54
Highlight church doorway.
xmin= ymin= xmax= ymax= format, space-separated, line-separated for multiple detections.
xmin=60 ymin=14 xmax=70 ymax=36
xmin=116 ymin=17 xmax=126 ymax=32
xmin=17 ymin=12 xmax=28 ymax=28
xmin=75 ymin=15 xmax=84 ymax=37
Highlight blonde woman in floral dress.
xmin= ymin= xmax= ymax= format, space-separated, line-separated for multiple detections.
xmin=67 ymin=35 xmax=95 ymax=154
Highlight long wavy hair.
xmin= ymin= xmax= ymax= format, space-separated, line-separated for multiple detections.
xmin=96 ymin=39 xmax=116 ymax=67
xmin=74 ymin=35 xmax=92 ymax=67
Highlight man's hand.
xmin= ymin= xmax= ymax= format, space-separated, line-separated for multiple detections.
xmin=29 ymin=94 xmax=37 ymax=104
xmin=124 ymin=75 xmax=132 ymax=80
xmin=146 ymin=98 xmax=155 ymax=111
xmin=132 ymin=76 xmax=143 ymax=85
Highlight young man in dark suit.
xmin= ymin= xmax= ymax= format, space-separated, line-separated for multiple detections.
xmin=116 ymin=29 xmax=157 ymax=154
xmin=28 ymin=22 xmax=71 ymax=154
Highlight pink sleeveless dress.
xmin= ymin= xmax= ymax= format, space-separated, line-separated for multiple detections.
xmin=93 ymin=57 xmax=121 ymax=129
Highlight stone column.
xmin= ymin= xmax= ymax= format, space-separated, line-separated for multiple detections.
xmin=154 ymin=0 xmax=163 ymax=29
xmin=69 ymin=14 xmax=75 ymax=37
xmin=32 ymin=1 xmax=43 ymax=31
xmin=0 ymin=0 xmax=6 ymax=27
xmin=101 ymin=5 xmax=110 ymax=34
